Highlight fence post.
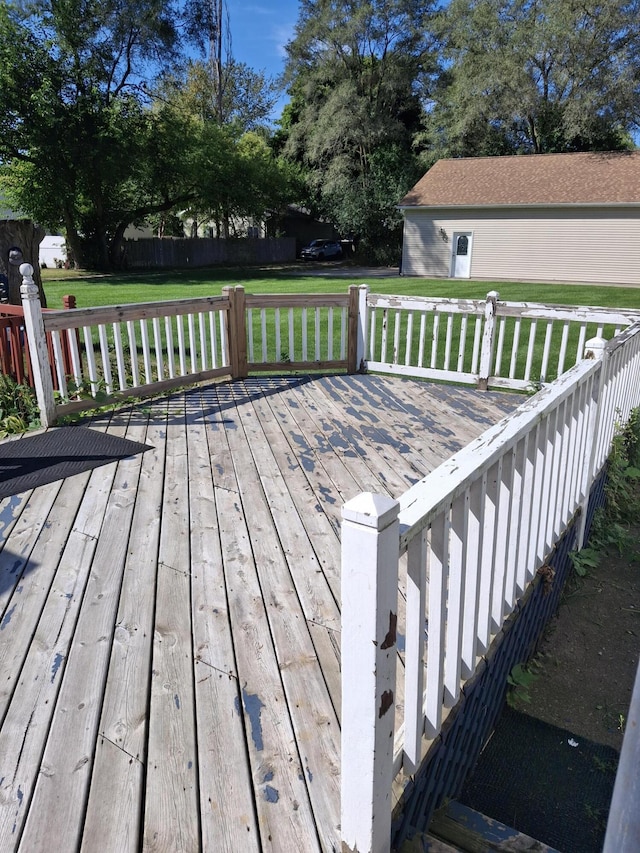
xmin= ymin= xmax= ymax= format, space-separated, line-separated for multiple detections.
xmin=477 ymin=290 xmax=499 ymax=390
xmin=356 ymin=283 xmax=369 ymax=373
xmin=602 ymin=659 xmax=640 ymax=853
xmin=347 ymin=285 xmax=359 ymax=374
xmin=223 ymin=285 xmax=247 ymax=379
xmin=576 ymin=336 xmax=608 ymax=549
xmin=341 ymin=491 xmax=400 ymax=853
xmin=20 ymin=263 xmax=56 ymax=427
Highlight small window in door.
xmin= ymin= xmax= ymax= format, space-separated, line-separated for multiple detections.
xmin=456 ymin=235 xmax=469 ymax=256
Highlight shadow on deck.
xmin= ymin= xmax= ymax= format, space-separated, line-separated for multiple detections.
xmin=0 ymin=373 xmax=518 ymax=852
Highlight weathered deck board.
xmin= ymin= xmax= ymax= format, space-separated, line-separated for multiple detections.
xmin=223 ymin=383 xmax=341 ymax=849
xmin=18 ymin=410 xmax=142 ymax=851
xmin=83 ymin=404 xmax=168 ymax=851
xmin=0 ymin=374 xmax=519 ymax=852
xmin=187 ymin=390 xmax=260 ymax=853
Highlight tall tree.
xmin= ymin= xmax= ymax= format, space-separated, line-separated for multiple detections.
xmin=152 ymin=68 xmax=293 ymax=238
xmin=0 ymin=220 xmax=46 ymax=305
xmin=0 ymin=0 xmax=187 ymax=267
xmin=183 ymin=0 xmax=281 ymax=237
xmin=184 ymin=0 xmax=279 ymax=129
xmin=429 ymin=0 xmax=640 ymax=157
xmin=161 ymin=60 xmax=279 ymax=132
xmin=282 ymin=0 xmax=438 ymax=262
xmin=0 ymin=0 xmax=289 ymax=268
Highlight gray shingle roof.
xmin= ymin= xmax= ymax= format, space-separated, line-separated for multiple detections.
xmin=400 ymin=151 xmax=640 ymax=208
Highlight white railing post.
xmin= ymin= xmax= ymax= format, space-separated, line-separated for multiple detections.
xmin=341 ymin=492 xmax=399 ymax=853
xmin=603 ymin=659 xmax=640 ymax=853
xmin=20 ymin=263 xmax=56 ymax=428
xmin=477 ymin=290 xmax=499 ymax=390
xmin=576 ymin=336 xmax=608 ymax=548
xmin=584 ymin=336 xmax=607 ymax=361
xmin=357 ymin=284 xmax=369 ymax=372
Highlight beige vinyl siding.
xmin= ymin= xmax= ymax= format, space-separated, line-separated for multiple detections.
xmin=402 ymin=206 xmax=640 ymax=285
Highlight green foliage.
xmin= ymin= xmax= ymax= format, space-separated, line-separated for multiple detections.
xmin=0 ymin=0 xmax=183 ymax=268
xmin=569 ymin=547 xmax=601 ymax=577
xmin=429 ymin=0 xmax=640 ymax=157
xmin=599 ymin=409 xmax=640 ymax=530
xmin=281 ymin=0 xmax=436 ymax=261
xmin=0 ymin=375 xmax=40 ymax=436
xmin=0 ymin=1 xmax=294 ymax=271
xmin=573 ymin=406 xmax=640 ymax=573
xmin=159 ymin=59 xmax=280 ymax=131
xmin=506 ymin=662 xmax=539 ymax=707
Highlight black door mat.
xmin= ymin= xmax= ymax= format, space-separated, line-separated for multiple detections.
xmin=0 ymin=427 xmax=152 ymax=500
xmin=459 ymin=706 xmax=618 ymax=853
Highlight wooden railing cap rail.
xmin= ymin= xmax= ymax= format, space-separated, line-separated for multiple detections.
xmin=0 ymin=304 xmax=29 ymax=316
xmin=244 ymin=293 xmax=351 ymax=309
xmin=368 ymin=293 xmax=485 ymax=313
xmin=603 ymin=318 xmax=640 ymax=354
xmin=495 ymin=301 xmax=640 ymax=325
xmin=42 ymin=293 xmax=231 ymax=332
xmin=368 ymin=291 xmax=640 ymax=326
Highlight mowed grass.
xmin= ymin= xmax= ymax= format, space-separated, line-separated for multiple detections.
xmin=41 ymin=264 xmax=640 ymax=311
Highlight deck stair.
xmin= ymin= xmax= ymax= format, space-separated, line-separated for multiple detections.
xmin=421 ymin=801 xmax=561 ymax=853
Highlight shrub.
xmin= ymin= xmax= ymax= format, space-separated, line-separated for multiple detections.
xmin=0 ymin=375 xmax=40 ymax=436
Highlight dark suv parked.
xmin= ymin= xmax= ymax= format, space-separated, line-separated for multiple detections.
xmin=300 ymin=239 xmax=343 ymax=261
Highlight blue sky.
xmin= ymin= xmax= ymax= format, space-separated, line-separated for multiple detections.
xmin=225 ymin=0 xmax=300 ymax=120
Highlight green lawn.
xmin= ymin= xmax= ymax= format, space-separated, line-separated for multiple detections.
xmin=41 ymin=264 xmax=640 ymax=311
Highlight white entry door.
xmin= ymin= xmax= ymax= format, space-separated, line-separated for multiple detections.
xmin=451 ymin=232 xmax=473 ymax=278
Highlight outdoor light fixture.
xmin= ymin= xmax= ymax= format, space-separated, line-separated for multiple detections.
xmin=439 ymin=228 xmax=448 ymax=242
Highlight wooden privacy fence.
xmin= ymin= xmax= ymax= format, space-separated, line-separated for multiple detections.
xmin=340 ymin=320 xmax=640 ymax=853
xmin=123 ymin=236 xmax=296 ymax=268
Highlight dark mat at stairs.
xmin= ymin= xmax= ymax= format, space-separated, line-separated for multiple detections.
xmin=0 ymin=426 xmax=152 ymax=499
xmin=459 ymin=706 xmax=618 ymax=853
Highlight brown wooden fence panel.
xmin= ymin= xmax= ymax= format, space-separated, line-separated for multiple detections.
xmin=123 ymin=237 xmax=296 ymax=269
xmin=0 ymin=306 xmax=72 ymax=391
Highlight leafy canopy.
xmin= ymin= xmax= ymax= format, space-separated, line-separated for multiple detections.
xmin=428 ymin=0 xmax=640 ymax=156
xmin=282 ymin=0 xmax=438 ymax=262
xmin=0 ymin=0 xmax=293 ymax=268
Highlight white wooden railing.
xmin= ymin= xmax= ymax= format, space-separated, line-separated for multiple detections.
xmin=19 ymin=269 xmax=357 ymax=425
xmin=20 ymin=265 xmax=639 ymax=427
xmin=244 ymin=291 xmax=357 ymax=373
xmin=341 ymin=320 xmax=640 ymax=853
xmin=603 ymin=658 xmax=640 ymax=852
xmin=363 ymin=288 xmax=640 ymax=390
xmin=17 ymin=265 xmax=640 ymax=849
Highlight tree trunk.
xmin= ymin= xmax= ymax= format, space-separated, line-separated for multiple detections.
xmin=0 ymin=219 xmax=47 ymax=307
xmin=62 ymin=207 xmax=83 ymax=269
xmin=108 ymin=222 xmax=128 ymax=269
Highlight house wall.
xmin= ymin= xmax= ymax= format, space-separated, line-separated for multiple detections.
xmin=401 ymin=206 xmax=640 ymax=284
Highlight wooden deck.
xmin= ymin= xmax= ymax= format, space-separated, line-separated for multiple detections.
xmin=0 ymin=373 xmax=519 ymax=852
